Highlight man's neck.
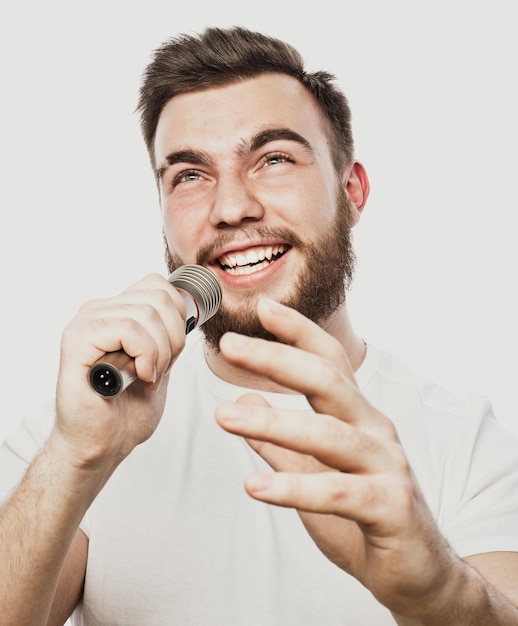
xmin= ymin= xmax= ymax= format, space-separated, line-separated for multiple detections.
xmin=203 ymin=307 xmax=366 ymax=393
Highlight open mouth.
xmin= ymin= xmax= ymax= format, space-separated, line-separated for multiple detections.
xmin=217 ymin=244 xmax=290 ymax=276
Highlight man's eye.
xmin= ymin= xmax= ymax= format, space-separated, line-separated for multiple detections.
xmin=264 ymin=152 xmax=291 ymax=167
xmin=172 ymin=169 xmax=202 ymax=186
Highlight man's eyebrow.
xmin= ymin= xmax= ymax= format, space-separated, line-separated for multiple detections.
xmin=241 ymin=128 xmax=314 ymax=157
xmin=156 ymin=149 xmax=214 ymax=180
xmin=155 ymin=129 xmax=313 ymax=179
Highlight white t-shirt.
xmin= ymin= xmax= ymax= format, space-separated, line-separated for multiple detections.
xmin=2 ymin=335 xmax=518 ymax=625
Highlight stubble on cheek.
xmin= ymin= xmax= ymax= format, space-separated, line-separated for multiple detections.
xmin=162 ymin=190 xmax=356 ymax=352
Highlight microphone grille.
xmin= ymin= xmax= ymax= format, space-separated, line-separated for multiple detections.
xmin=168 ymin=264 xmax=222 ymax=326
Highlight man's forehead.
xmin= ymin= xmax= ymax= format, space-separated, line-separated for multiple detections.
xmin=157 ymin=74 xmax=318 ymax=125
xmin=154 ymin=75 xmax=325 ymax=155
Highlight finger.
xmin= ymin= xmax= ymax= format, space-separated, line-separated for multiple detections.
xmin=243 ymin=470 xmax=387 ymax=527
xmin=72 ymin=280 xmax=187 ymax=383
xmin=82 ymin=275 xmax=187 ymax=330
xmin=81 ymin=273 xmax=188 ymax=338
xmin=219 ymin=330 xmax=380 ymax=433
xmin=256 ymin=298 xmax=356 ymax=380
xmin=216 ymin=396 xmax=392 ymax=473
xmin=116 ymin=278 xmax=188 ymax=364
xmin=88 ymin=300 xmax=184 ymax=355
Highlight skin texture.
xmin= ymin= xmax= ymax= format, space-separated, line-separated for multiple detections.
xmin=1 ymin=73 xmax=517 ymax=625
xmin=158 ymin=76 xmax=360 ymax=351
xmin=215 ymin=299 xmax=518 ymax=624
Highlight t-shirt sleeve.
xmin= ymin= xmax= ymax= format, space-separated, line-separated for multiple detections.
xmin=0 ymin=400 xmax=91 ymax=537
xmin=0 ymin=400 xmax=56 ymax=502
xmin=438 ymin=398 xmax=518 ymax=557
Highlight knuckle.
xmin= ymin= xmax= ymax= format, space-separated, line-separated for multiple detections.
xmin=327 ymin=472 xmax=349 ymax=505
xmin=313 ymin=357 xmax=342 ymax=390
xmin=77 ymin=296 xmax=106 ymax=314
xmin=137 ymin=302 xmax=162 ymax=325
xmin=391 ymin=443 xmax=412 ymax=474
xmin=168 ymin=334 xmax=186 ymax=360
xmin=381 ymin=416 xmax=402 ymax=443
xmin=154 ymin=286 xmax=177 ymax=307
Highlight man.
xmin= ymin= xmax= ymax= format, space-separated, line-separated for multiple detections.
xmin=1 ymin=26 xmax=518 ymax=625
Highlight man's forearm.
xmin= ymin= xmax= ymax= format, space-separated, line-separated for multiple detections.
xmin=0 ymin=437 xmax=112 ymax=626
xmin=393 ymin=560 xmax=518 ymax=626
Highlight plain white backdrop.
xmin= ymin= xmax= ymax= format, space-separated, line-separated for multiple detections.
xmin=1 ymin=0 xmax=517 ymax=447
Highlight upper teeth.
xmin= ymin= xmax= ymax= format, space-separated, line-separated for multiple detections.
xmin=219 ymin=245 xmax=288 ymax=269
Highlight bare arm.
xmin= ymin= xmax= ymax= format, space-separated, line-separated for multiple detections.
xmin=216 ymin=297 xmax=518 ymax=624
xmin=393 ymin=551 xmax=518 ymax=625
xmin=47 ymin=529 xmax=88 ymax=626
xmin=0 ymin=443 xmax=102 ymax=626
xmin=0 ymin=273 xmax=188 ymax=625
xmin=465 ymin=551 xmax=518 ymax=606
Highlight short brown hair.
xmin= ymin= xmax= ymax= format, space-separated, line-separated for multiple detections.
xmin=137 ymin=26 xmax=354 ymax=172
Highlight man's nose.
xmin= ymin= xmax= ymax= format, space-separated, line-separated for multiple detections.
xmin=209 ymin=176 xmax=264 ymax=227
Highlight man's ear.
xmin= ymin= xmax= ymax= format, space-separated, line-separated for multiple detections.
xmin=343 ymin=161 xmax=370 ymax=226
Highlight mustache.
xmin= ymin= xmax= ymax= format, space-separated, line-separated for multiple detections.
xmin=195 ymin=226 xmax=305 ymax=266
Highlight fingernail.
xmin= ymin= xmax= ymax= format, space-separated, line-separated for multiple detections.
xmin=219 ymin=401 xmax=249 ymax=421
xmin=263 ymin=297 xmax=287 ymax=314
xmin=223 ymin=332 xmax=254 ymax=351
xmin=246 ymin=473 xmax=273 ymax=492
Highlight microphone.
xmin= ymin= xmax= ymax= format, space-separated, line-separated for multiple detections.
xmin=88 ymin=264 xmax=222 ymax=398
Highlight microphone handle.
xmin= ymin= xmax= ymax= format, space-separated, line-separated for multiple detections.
xmin=89 ymin=350 xmax=137 ymax=398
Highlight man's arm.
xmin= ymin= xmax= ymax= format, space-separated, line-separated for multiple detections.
xmin=216 ymin=297 xmax=518 ymax=624
xmin=393 ymin=551 xmax=518 ymax=625
xmin=464 ymin=551 xmax=518 ymax=605
xmin=0 ymin=442 xmax=102 ymax=626
xmin=47 ymin=529 xmax=88 ymax=626
xmin=0 ymin=273 xmax=189 ymax=625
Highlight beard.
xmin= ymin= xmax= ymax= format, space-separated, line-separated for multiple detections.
xmin=164 ymin=187 xmax=356 ymax=351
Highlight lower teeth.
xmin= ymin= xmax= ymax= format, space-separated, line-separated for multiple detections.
xmin=225 ymin=259 xmax=271 ymax=275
